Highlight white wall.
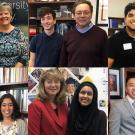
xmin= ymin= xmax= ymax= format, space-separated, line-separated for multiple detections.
xmin=109 ymin=0 xmax=135 ymax=17
xmin=90 ymin=0 xmax=97 ymax=24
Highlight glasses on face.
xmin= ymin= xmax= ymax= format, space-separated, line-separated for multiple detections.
xmin=80 ymin=90 xmax=93 ymax=96
xmin=75 ymin=11 xmax=90 ymax=17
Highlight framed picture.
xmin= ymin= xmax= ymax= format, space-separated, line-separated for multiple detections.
xmin=109 ymin=69 xmax=123 ymax=99
xmin=96 ymin=0 xmax=108 ymax=26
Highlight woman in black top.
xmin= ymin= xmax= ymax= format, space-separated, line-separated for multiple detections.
xmin=68 ymin=82 xmax=107 ymax=135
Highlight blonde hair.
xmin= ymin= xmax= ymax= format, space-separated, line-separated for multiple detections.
xmin=0 ymin=2 xmax=12 ymax=16
xmin=37 ymin=68 xmax=66 ymax=104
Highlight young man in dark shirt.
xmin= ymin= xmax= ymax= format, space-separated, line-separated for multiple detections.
xmin=59 ymin=0 xmax=108 ymax=67
xmin=108 ymin=2 xmax=135 ymax=68
xmin=29 ymin=7 xmax=63 ymax=67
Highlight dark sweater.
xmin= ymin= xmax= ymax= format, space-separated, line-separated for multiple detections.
xmin=59 ymin=25 xmax=108 ymax=67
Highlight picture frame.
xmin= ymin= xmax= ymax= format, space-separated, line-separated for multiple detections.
xmin=96 ymin=0 xmax=108 ymax=26
xmin=109 ymin=69 xmax=123 ymax=99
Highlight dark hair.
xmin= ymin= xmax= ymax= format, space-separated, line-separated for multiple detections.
xmin=66 ymin=77 xmax=76 ymax=85
xmin=126 ymin=72 xmax=135 ymax=84
xmin=38 ymin=7 xmax=56 ymax=19
xmin=0 ymin=94 xmax=21 ymax=121
xmin=72 ymin=0 xmax=93 ymax=14
xmin=124 ymin=2 xmax=135 ymax=17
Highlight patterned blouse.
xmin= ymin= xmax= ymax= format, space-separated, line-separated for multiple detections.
xmin=0 ymin=121 xmax=18 ymax=135
xmin=0 ymin=27 xmax=28 ymax=67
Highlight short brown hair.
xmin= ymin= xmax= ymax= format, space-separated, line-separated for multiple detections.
xmin=38 ymin=7 xmax=56 ymax=19
xmin=72 ymin=0 xmax=93 ymax=14
xmin=37 ymin=68 xmax=66 ymax=104
xmin=0 ymin=2 xmax=12 ymax=16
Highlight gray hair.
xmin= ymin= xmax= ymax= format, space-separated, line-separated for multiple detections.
xmin=0 ymin=2 xmax=12 ymax=16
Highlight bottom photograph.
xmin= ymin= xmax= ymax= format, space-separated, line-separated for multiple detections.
xmin=28 ymin=67 xmax=108 ymax=135
xmin=0 ymin=67 xmax=135 ymax=135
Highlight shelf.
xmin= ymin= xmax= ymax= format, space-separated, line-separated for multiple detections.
xmin=0 ymin=82 xmax=28 ymax=91
xmin=29 ymin=17 xmax=74 ymax=21
xmin=29 ymin=0 xmax=75 ymax=36
xmin=29 ymin=0 xmax=76 ymax=5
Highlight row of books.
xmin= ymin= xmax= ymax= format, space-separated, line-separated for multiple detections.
xmin=37 ymin=6 xmax=73 ymax=19
xmin=29 ymin=22 xmax=74 ymax=36
xmin=109 ymin=18 xmax=124 ymax=28
xmin=0 ymin=89 xmax=28 ymax=112
xmin=29 ymin=0 xmax=76 ymax=2
xmin=0 ymin=68 xmax=28 ymax=84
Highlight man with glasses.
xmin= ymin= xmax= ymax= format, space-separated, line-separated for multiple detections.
xmin=59 ymin=0 xmax=108 ymax=67
xmin=29 ymin=7 xmax=63 ymax=67
xmin=108 ymin=2 xmax=135 ymax=68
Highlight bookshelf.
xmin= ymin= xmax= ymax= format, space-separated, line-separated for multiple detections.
xmin=108 ymin=17 xmax=124 ymax=37
xmin=29 ymin=0 xmax=76 ymax=39
xmin=0 ymin=68 xmax=28 ymax=118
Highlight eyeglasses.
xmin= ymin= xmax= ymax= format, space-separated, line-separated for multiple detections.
xmin=75 ymin=11 xmax=90 ymax=17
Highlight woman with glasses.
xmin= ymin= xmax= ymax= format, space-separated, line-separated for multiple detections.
xmin=0 ymin=94 xmax=27 ymax=135
xmin=68 ymin=82 xmax=107 ymax=135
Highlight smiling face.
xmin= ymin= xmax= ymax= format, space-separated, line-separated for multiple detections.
xmin=67 ymin=84 xmax=75 ymax=94
xmin=126 ymin=78 xmax=135 ymax=100
xmin=0 ymin=9 xmax=12 ymax=26
xmin=79 ymin=86 xmax=93 ymax=106
xmin=125 ymin=9 xmax=135 ymax=31
xmin=44 ymin=79 xmax=61 ymax=97
xmin=1 ymin=98 xmax=13 ymax=119
xmin=74 ymin=3 xmax=92 ymax=29
xmin=41 ymin=13 xmax=56 ymax=31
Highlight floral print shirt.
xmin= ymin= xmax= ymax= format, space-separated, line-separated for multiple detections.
xmin=0 ymin=27 xmax=28 ymax=67
xmin=0 ymin=121 xmax=18 ymax=135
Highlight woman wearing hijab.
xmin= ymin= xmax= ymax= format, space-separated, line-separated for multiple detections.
xmin=68 ymin=82 xmax=107 ymax=135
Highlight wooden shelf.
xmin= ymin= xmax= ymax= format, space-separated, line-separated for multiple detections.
xmin=29 ymin=0 xmax=75 ymax=36
xmin=108 ymin=17 xmax=124 ymax=37
xmin=29 ymin=17 xmax=74 ymax=21
xmin=0 ymin=82 xmax=28 ymax=91
xmin=29 ymin=0 xmax=76 ymax=5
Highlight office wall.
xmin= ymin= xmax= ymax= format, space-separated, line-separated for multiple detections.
xmin=109 ymin=0 xmax=134 ymax=17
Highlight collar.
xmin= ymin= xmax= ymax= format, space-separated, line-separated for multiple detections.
xmin=43 ymin=31 xmax=56 ymax=38
xmin=75 ymin=22 xmax=94 ymax=33
xmin=126 ymin=95 xmax=135 ymax=109
xmin=122 ymin=27 xmax=134 ymax=40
